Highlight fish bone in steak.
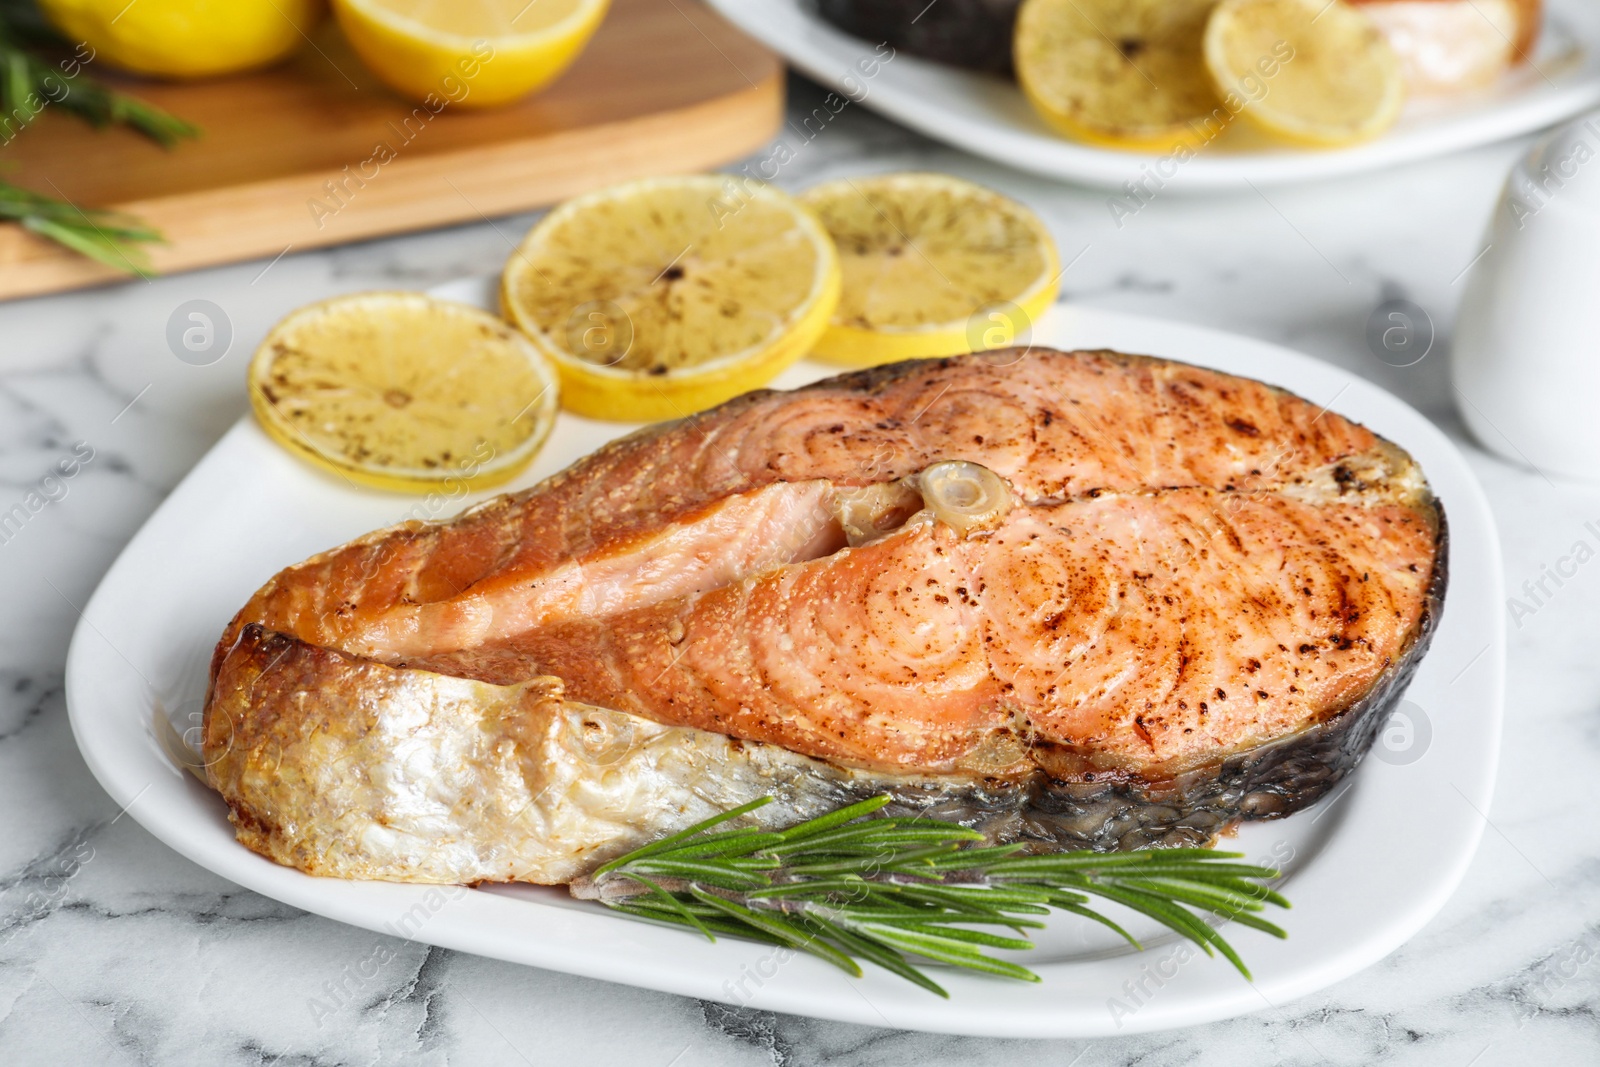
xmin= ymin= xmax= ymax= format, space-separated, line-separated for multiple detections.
xmin=204 ymin=348 xmax=1444 ymax=884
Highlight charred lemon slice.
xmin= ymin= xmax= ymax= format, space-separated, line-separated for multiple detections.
xmin=1205 ymin=0 xmax=1404 ymax=146
xmin=1014 ymin=0 xmax=1225 ymax=150
xmin=249 ymin=292 xmax=559 ymax=493
xmin=501 ymin=175 xmax=840 ymax=422
xmin=800 ymin=173 xmax=1060 ymax=366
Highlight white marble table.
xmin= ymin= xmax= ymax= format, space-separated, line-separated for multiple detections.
xmin=2 ymin=73 xmax=1597 ymax=1066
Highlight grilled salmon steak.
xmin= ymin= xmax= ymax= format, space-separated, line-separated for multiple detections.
xmin=204 ymin=349 xmax=1445 ymax=884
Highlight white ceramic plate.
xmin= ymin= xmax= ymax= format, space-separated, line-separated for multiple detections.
xmin=703 ymin=0 xmax=1600 ymax=190
xmin=65 ymin=278 xmax=1503 ymax=1038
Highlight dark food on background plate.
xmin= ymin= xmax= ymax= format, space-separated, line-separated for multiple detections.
xmin=815 ymin=0 xmax=1022 ymax=73
xmin=203 ymin=349 xmax=1444 ymax=885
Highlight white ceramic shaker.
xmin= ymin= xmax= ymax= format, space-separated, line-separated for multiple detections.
xmin=1453 ymin=110 xmax=1600 ymax=481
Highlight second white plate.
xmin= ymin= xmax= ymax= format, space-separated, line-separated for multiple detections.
xmin=704 ymin=0 xmax=1600 ymax=189
xmin=65 ymin=281 xmax=1504 ymax=1037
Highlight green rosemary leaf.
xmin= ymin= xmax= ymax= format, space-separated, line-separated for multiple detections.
xmin=593 ymin=797 xmax=773 ymax=877
xmin=604 ymin=902 xmax=791 ymax=948
xmin=981 ymin=851 xmax=1181 ymax=876
xmin=745 ymin=877 xmax=876 ymax=900
xmin=0 ymin=7 xmax=197 ymax=147
xmin=904 ymin=883 xmax=1057 ymax=905
xmin=623 ymin=859 xmax=770 ymax=891
xmin=918 ymin=843 xmax=1031 ymax=870
xmin=766 ymin=821 xmax=982 ymax=856
xmin=805 ymin=915 xmax=950 ymax=998
xmin=851 ymin=924 xmax=1041 ymax=983
xmin=890 ymin=923 xmax=1036 ymax=951
xmin=1081 ymin=883 xmax=1252 ymax=978
xmin=687 ymin=886 xmax=863 ymax=978
xmin=1054 ymin=901 xmax=1141 ymax=949
xmin=1103 ymin=865 xmax=1284 ymax=886
xmin=768 ymin=795 xmax=893 ymax=843
xmin=1129 ymin=871 xmax=1292 ymax=908
xmin=21 ymin=211 xmax=150 ymax=274
xmin=627 ymin=873 xmax=718 ymax=941
xmin=1113 ymin=877 xmax=1271 ymax=915
xmin=1071 ymin=882 xmax=1221 ymax=956
xmin=1208 ymin=909 xmax=1289 ymax=940
xmin=668 ymin=830 xmax=787 ymax=861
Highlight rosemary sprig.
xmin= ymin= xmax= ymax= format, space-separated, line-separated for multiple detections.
xmin=0 ymin=5 xmax=200 ymax=147
xmin=576 ymin=796 xmax=1290 ymax=997
xmin=0 ymin=1 xmax=198 ymax=272
xmin=0 ymin=179 xmax=161 ymax=272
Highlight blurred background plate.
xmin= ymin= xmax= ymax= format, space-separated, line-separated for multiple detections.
xmin=703 ymin=0 xmax=1600 ymax=190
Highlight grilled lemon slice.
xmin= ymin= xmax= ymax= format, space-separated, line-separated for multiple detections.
xmin=1014 ymin=0 xmax=1225 ymax=150
xmin=501 ymin=175 xmax=841 ymax=422
xmin=249 ymin=292 xmax=559 ymax=493
xmin=1205 ymin=0 xmax=1404 ymax=146
xmin=332 ymin=0 xmax=609 ymax=107
xmin=800 ymin=173 xmax=1060 ymax=366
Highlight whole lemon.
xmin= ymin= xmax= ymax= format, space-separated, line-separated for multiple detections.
xmin=38 ymin=0 xmax=326 ymax=79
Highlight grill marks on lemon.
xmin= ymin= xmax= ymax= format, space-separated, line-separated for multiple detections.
xmin=1015 ymin=0 xmax=1224 ymax=150
xmin=1205 ymin=0 xmax=1403 ymax=145
xmin=800 ymin=174 xmax=1060 ymax=366
xmin=501 ymin=175 xmax=840 ymax=422
xmin=250 ymin=292 xmax=558 ymax=492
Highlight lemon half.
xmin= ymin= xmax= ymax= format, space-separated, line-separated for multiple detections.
xmin=332 ymin=0 xmax=609 ymax=107
xmin=1015 ymin=0 xmax=1225 ymax=151
xmin=800 ymin=173 xmax=1060 ymax=367
xmin=501 ymin=175 xmax=841 ymax=422
xmin=38 ymin=0 xmax=324 ymax=79
xmin=250 ymin=292 xmax=559 ymax=492
xmin=1205 ymin=0 xmax=1404 ymax=146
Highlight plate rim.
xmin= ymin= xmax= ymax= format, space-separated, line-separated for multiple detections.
xmin=64 ymin=296 xmax=1505 ymax=1038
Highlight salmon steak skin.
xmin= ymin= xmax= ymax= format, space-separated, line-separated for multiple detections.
xmin=204 ymin=348 xmax=1445 ymax=884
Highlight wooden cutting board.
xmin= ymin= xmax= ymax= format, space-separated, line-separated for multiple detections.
xmin=0 ymin=0 xmax=782 ymax=301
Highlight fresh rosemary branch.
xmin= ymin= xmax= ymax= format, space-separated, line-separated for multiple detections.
xmin=0 ymin=179 xmax=161 ymax=272
xmin=0 ymin=5 xmax=200 ymax=147
xmin=0 ymin=1 xmax=198 ymax=271
xmin=578 ymin=796 xmax=1290 ymax=997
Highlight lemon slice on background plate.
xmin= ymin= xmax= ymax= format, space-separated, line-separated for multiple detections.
xmin=1014 ymin=0 xmax=1224 ymax=150
xmin=500 ymin=174 xmax=841 ymax=422
xmin=332 ymin=0 xmax=609 ymax=106
xmin=1205 ymin=0 xmax=1404 ymax=146
xmin=799 ymin=173 xmax=1060 ymax=366
xmin=249 ymin=292 xmax=559 ymax=493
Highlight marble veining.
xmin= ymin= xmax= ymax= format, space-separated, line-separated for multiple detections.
xmin=1 ymin=72 xmax=1598 ymax=1065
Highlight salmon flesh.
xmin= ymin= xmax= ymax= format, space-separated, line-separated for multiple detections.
xmin=204 ymin=349 xmax=1445 ymax=884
